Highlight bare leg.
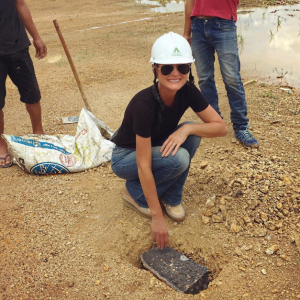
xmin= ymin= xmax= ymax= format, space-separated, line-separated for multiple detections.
xmin=25 ymin=102 xmax=45 ymax=134
xmin=0 ymin=109 xmax=11 ymax=166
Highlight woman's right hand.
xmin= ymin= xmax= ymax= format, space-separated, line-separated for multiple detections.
xmin=151 ymin=216 xmax=168 ymax=249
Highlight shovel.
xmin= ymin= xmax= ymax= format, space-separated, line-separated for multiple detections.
xmin=53 ymin=19 xmax=92 ymax=123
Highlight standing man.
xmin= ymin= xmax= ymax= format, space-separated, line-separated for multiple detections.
xmin=0 ymin=0 xmax=47 ymax=167
xmin=184 ymin=0 xmax=258 ymax=148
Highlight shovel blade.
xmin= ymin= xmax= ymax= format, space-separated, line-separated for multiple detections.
xmin=62 ymin=116 xmax=79 ymax=124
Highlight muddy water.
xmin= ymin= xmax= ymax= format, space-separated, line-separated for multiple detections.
xmin=237 ymin=4 xmax=300 ymax=88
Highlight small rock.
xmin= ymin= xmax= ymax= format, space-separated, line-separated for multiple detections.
xmin=220 ymin=196 xmax=226 ymax=205
xmin=280 ymin=254 xmax=288 ymax=261
xmin=265 ymin=221 xmax=276 ymax=231
xmin=277 ymin=260 xmax=283 ymax=267
xmin=294 ymin=234 xmax=300 ymax=247
xmin=205 ymin=196 xmax=215 ymax=208
xmin=277 ymin=211 xmax=284 ymax=219
xmin=11 ymin=222 xmax=18 ymax=228
xmin=254 ymin=227 xmax=267 ymax=237
xmin=241 ymin=244 xmax=253 ymax=251
xmin=243 ymin=216 xmax=251 ymax=224
xmin=282 ymin=209 xmax=289 ymax=216
xmin=265 ymin=245 xmax=279 ymax=255
xmin=219 ymin=205 xmax=226 ymax=212
xmin=249 ymin=199 xmax=259 ymax=210
xmin=150 ymin=277 xmax=156 ymax=287
xmin=203 ymin=210 xmax=212 ymax=217
xmin=95 ymin=280 xmax=101 ymax=286
xmin=275 ymin=220 xmax=283 ymax=229
xmin=282 ymin=176 xmax=292 ymax=185
xmin=235 ymin=247 xmax=242 ymax=256
xmin=201 ymin=216 xmax=210 ymax=225
xmin=200 ymin=161 xmax=208 ymax=169
xmin=234 ymin=190 xmax=243 ymax=198
xmin=254 ymin=217 xmax=263 ymax=224
xmin=210 ymin=207 xmax=219 ymax=214
xmin=212 ymin=215 xmax=223 ymax=223
xmin=277 ymin=228 xmax=283 ymax=234
xmin=260 ymin=186 xmax=269 ymax=194
xmin=261 ymin=269 xmax=267 ymax=275
xmin=262 ymin=172 xmax=269 ymax=179
xmin=230 ymin=223 xmax=241 ymax=233
xmin=260 ymin=212 xmax=268 ymax=222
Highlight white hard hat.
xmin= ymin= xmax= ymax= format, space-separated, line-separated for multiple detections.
xmin=150 ymin=32 xmax=194 ymax=64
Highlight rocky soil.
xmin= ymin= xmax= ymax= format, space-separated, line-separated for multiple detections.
xmin=1 ymin=0 xmax=300 ymax=299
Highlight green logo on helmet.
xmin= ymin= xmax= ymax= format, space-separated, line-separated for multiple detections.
xmin=172 ymin=47 xmax=182 ymax=56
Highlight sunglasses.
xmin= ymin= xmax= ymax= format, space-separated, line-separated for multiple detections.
xmin=157 ymin=64 xmax=190 ymax=76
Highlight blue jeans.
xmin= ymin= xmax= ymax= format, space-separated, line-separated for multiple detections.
xmin=111 ymin=122 xmax=201 ymax=208
xmin=191 ymin=17 xmax=248 ymax=130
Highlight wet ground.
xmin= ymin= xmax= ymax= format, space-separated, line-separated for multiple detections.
xmin=237 ymin=4 xmax=300 ymax=88
xmin=136 ymin=1 xmax=300 ymax=88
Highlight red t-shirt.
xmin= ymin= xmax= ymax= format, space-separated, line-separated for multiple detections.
xmin=191 ymin=0 xmax=239 ymax=22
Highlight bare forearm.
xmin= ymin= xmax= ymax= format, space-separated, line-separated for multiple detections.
xmin=16 ymin=1 xmax=40 ymax=40
xmin=184 ymin=122 xmax=228 ymax=138
xmin=137 ymin=167 xmax=163 ymax=218
xmin=184 ymin=0 xmax=195 ymax=39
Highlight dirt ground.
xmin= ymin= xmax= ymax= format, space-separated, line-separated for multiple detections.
xmin=1 ymin=0 xmax=300 ymax=299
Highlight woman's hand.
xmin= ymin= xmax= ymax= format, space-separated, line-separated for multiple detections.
xmin=151 ymin=216 xmax=168 ymax=249
xmin=160 ymin=124 xmax=190 ymax=157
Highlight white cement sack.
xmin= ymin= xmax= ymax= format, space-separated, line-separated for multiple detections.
xmin=2 ymin=108 xmax=115 ymax=175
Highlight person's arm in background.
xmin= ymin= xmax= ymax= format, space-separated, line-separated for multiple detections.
xmin=183 ymin=0 xmax=195 ymax=44
xmin=15 ymin=0 xmax=47 ymax=59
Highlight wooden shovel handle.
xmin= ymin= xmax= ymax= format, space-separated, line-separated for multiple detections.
xmin=53 ymin=19 xmax=92 ymax=112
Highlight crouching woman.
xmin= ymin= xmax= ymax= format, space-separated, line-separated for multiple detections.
xmin=111 ymin=32 xmax=227 ymax=249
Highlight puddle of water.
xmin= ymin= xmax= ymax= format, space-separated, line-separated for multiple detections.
xmin=136 ymin=0 xmax=184 ymax=13
xmin=237 ymin=4 xmax=300 ymax=88
xmin=136 ymin=0 xmax=161 ymax=5
xmin=136 ymin=2 xmax=299 ymax=88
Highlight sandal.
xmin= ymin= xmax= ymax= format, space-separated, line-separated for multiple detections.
xmin=123 ymin=191 xmax=152 ymax=219
xmin=0 ymin=154 xmax=13 ymax=168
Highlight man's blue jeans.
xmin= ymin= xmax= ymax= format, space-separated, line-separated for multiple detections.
xmin=111 ymin=122 xmax=201 ymax=208
xmin=191 ymin=17 xmax=248 ymax=130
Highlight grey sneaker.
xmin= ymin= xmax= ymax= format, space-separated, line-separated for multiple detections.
xmin=235 ymin=125 xmax=259 ymax=148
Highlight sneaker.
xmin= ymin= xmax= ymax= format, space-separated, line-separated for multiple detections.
xmin=235 ymin=125 xmax=259 ymax=148
xmin=123 ymin=191 xmax=152 ymax=219
xmin=162 ymin=201 xmax=185 ymax=221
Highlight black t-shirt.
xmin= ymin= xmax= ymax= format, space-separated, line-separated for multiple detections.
xmin=112 ymin=82 xmax=209 ymax=148
xmin=0 ymin=0 xmax=31 ymax=56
